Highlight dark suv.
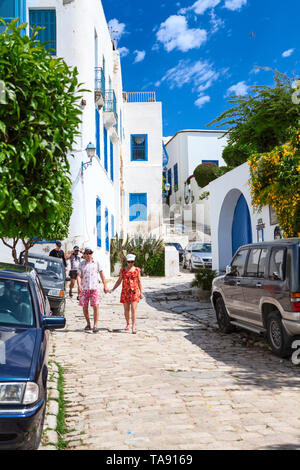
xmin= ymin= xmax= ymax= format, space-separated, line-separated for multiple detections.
xmin=211 ymin=239 xmax=300 ymax=358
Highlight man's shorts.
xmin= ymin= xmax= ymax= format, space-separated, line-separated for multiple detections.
xmin=69 ymin=270 xmax=78 ymax=280
xmin=79 ymin=289 xmax=99 ymax=307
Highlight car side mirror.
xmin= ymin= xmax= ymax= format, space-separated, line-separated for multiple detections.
xmin=42 ymin=316 xmax=66 ymax=330
xmin=226 ymin=265 xmax=232 ymax=275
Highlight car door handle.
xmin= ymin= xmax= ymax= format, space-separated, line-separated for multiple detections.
xmin=256 ymin=283 xmax=262 ymax=288
xmin=236 ymin=281 xmax=241 ymax=286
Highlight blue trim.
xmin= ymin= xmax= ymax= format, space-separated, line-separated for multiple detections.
xmin=167 ymin=168 xmax=172 ymax=195
xmin=111 ymin=215 xmax=115 ymax=238
xmin=110 ymin=140 xmax=114 ymax=181
xmin=105 ymin=208 xmax=109 ymax=252
xmin=129 ymin=193 xmax=147 ymax=222
xmin=96 ymin=197 xmax=101 ymax=248
xmin=202 ymin=160 xmax=219 ymax=167
xmin=174 ymin=163 xmax=178 ymax=190
xmin=104 ymin=127 xmax=108 ymax=171
xmin=131 ymin=134 xmax=148 ymax=161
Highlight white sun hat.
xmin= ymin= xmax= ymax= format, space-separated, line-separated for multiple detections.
xmin=126 ymin=254 xmax=136 ymax=262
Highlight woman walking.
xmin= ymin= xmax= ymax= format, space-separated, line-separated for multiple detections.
xmin=111 ymin=254 xmax=143 ymax=334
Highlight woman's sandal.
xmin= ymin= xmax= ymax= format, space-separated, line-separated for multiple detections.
xmin=132 ymin=330 xmax=137 ymax=334
xmin=125 ymin=325 xmax=130 ymax=331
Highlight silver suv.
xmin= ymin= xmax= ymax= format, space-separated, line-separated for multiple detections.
xmin=211 ymin=239 xmax=300 ymax=358
xmin=183 ymin=242 xmax=212 ymax=272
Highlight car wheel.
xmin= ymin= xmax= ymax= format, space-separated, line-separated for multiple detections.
xmin=215 ymin=297 xmax=235 ymax=333
xmin=266 ymin=311 xmax=292 ymax=358
xmin=189 ymin=261 xmax=194 ymax=273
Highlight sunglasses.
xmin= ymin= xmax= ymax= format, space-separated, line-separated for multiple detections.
xmin=127 ymin=261 xmax=134 ymax=263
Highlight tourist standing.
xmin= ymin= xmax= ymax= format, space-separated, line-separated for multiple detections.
xmin=111 ymin=254 xmax=143 ymax=334
xmin=49 ymin=241 xmax=67 ymax=269
xmin=66 ymin=246 xmax=82 ymax=299
xmin=77 ymin=248 xmax=109 ymax=333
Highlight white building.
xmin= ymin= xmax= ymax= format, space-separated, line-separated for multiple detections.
xmin=0 ymin=0 xmax=164 ymax=275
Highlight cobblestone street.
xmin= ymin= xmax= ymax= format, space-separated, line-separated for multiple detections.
xmin=47 ymin=274 xmax=300 ymax=450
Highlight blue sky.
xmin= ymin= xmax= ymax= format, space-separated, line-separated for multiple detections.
xmin=101 ymin=0 xmax=300 ymax=137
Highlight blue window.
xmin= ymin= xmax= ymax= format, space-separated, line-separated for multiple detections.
xmin=131 ymin=135 xmax=148 ymax=161
xmin=0 ymin=0 xmax=26 ymax=32
xmin=111 ymin=215 xmax=115 ymax=238
xmin=105 ymin=208 xmax=109 ymax=252
xmin=202 ymin=160 xmax=219 ymax=167
xmin=129 ymin=193 xmax=147 ymax=222
xmin=167 ymin=168 xmax=172 ymax=195
xmin=174 ymin=163 xmax=178 ymax=190
xmin=95 ymin=109 xmax=100 ymax=158
xmin=104 ymin=127 xmax=108 ymax=171
xmin=96 ymin=197 xmax=101 ymax=248
xmin=110 ymin=140 xmax=114 ymax=181
xmin=29 ymin=9 xmax=57 ymax=55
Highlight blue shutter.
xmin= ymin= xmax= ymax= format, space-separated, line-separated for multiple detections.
xmin=96 ymin=197 xmax=101 ymax=247
xmin=129 ymin=193 xmax=147 ymax=222
xmin=110 ymin=140 xmax=114 ymax=181
xmin=104 ymin=127 xmax=108 ymax=171
xmin=131 ymin=135 xmax=148 ymax=161
xmin=95 ymin=108 xmax=100 ymax=158
xmin=174 ymin=164 xmax=178 ymax=190
xmin=29 ymin=9 xmax=57 ymax=55
xmin=0 ymin=0 xmax=26 ymax=32
xmin=105 ymin=208 xmax=109 ymax=252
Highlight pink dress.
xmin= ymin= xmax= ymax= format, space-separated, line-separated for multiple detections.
xmin=120 ymin=268 xmax=141 ymax=304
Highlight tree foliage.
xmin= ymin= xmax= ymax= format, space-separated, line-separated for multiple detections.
xmin=208 ymin=69 xmax=300 ymax=167
xmin=0 ymin=21 xmax=84 ymax=262
xmin=193 ymin=162 xmax=231 ymax=188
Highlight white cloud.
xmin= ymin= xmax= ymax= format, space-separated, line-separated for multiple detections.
xmin=195 ymin=94 xmax=211 ymax=108
xmin=209 ymin=10 xmax=225 ymax=33
xmin=226 ymin=80 xmax=249 ymax=96
xmin=133 ymin=50 xmax=146 ymax=63
xmin=118 ymin=47 xmax=129 ymax=58
xmin=282 ymin=48 xmax=294 ymax=58
xmin=108 ymin=18 xmax=127 ymax=40
xmin=224 ymin=0 xmax=247 ymax=11
xmin=156 ymin=15 xmax=207 ymax=52
xmin=189 ymin=0 xmax=221 ymax=15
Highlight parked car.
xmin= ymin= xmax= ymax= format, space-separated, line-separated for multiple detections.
xmin=165 ymin=242 xmax=184 ymax=262
xmin=211 ymin=239 xmax=300 ymax=358
xmin=0 ymin=263 xmax=65 ymax=450
xmin=183 ymin=242 xmax=212 ymax=271
xmin=21 ymin=253 xmax=66 ymax=315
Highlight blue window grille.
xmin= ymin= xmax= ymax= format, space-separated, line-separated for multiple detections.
xmin=174 ymin=164 xmax=178 ymax=191
xmin=110 ymin=140 xmax=114 ymax=181
xmin=131 ymin=135 xmax=148 ymax=161
xmin=29 ymin=9 xmax=57 ymax=55
xmin=111 ymin=215 xmax=115 ymax=238
xmin=202 ymin=160 xmax=219 ymax=167
xmin=167 ymin=168 xmax=172 ymax=195
xmin=95 ymin=108 xmax=100 ymax=158
xmin=129 ymin=193 xmax=147 ymax=222
xmin=0 ymin=0 xmax=26 ymax=32
xmin=104 ymin=127 xmax=108 ymax=171
xmin=96 ymin=197 xmax=102 ymax=247
xmin=105 ymin=208 xmax=109 ymax=252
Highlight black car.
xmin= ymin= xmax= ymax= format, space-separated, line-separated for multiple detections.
xmin=211 ymin=239 xmax=300 ymax=358
xmin=165 ymin=243 xmax=184 ymax=262
xmin=0 ymin=263 xmax=65 ymax=450
xmin=22 ymin=253 xmax=66 ymax=315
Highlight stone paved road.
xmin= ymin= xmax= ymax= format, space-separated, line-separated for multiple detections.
xmin=49 ymin=274 xmax=300 ymax=450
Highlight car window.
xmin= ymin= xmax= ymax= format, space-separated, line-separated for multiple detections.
xmin=191 ymin=243 xmax=211 ymax=253
xmin=0 ymin=279 xmax=35 ymax=328
xmin=245 ymin=249 xmax=261 ymax=277
xmin=230 ymin=250 xmax=248 ymax=277
xmin=28 ymin=256 xmax=64 ymax=280
xmin=269 ymin=248 xmax=285 ymax=281
xmin=258 ymin=249 xmax=268 ymax=278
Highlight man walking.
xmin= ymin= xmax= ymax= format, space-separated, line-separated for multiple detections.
xmin=66 ymin=246 xmax=82 ymax=299
xmin=77 ymin=248 xmax=109 ymax=333
xmin=49 ymin=241 xmax=67 ymax=269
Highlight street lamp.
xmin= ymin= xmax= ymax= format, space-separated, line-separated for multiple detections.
xmin=81 ymin=142 xmax=96 ymax=175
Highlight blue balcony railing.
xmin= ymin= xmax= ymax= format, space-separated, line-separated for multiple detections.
xmin=104 ymin=89 xmax=117 ymax=115
xmin=95 ymin=67 xmax=105 ymax=95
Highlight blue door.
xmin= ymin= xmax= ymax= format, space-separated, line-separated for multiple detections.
xmin=232 ymin=194 xmax=252 ymax=256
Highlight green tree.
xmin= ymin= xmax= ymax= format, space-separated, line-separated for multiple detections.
xmin=0 ymin=20 xmax=84 ymax=263
xmin=209 ymin=69 xmax=300 ymax=167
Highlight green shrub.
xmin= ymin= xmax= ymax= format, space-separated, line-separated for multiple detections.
xmin=191 ymin=268 xmax=218 ymax=291
xmin=144 ymin=252 xmax=165 ymax=276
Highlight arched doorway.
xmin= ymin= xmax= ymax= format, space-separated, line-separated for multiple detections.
xmin=232 ymin=194 xmax=252 ymax=255
xmin=218 ymin=189 xmax=252 ymax=270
